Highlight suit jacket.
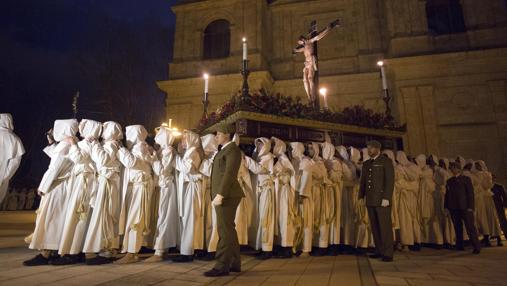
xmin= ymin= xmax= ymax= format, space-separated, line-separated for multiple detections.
xmin=358 ymin=154 xmax=394 ymax=207
xmin=210 ymin=142 xmax=244 ymax=199
xmin=444 ymin=175 xmax=474 ymax=211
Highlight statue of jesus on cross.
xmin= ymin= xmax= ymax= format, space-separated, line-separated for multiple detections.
xmin=293 ymin=19 xmax=340 ymax=110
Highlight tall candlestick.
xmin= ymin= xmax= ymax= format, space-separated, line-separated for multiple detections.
xmin=377 ymin=60 xmax=388 ymax=90
xmin=242 ymin=37 xmax=247 ymax=61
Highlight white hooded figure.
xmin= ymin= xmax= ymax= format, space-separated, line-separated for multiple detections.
xmin=26 ymin=119 xmax=78 ymax=265
xmin=271 ymin=137 xmax=296 ymax=255
xmin=355 ymin=148 xmax=372 ymax=249
xmin=415 ymin=154 xmax=442 ymax=246
xmin=116 ymin=125 xmax=155 ymax=263
xmin=462 ymin=159 xmax=487 ymax=236
xmin=323 ymin=142 xmax=343 ymax=253
xmin=245 ymin=137 xmax=275 ymax=257
xmin=396 ymin=151 xmax=422 ymax=248
xmin=173 ymin=130 xmax=203 ymax=261
xmin=145 ymin=126 xmax=180 ymax=261
xmin=195 ymin=134 xmax=217 ymax=255
xmin=56 ymin=119 xmax=102 ymax=260
xmin=83 ymin=121 xmax=123 ymax=263
xmin=233 ymin=134 xmax=253 ymax=246
xmin=383 ymin=150 xmax=401 ymax=239
xmin=435 ymin=158 xmax=455 ymax=246
xmin=336 ymin=145 xmax=357 ymax=247
xmin=474 ymin=160 xmax=501 ymax=241
xmin=309 ymin=142 xmax=333 ymax=253
xmin=289 ymin=142 xmax=313 ymax=254
xmin=199 ymin=134 xmax=219 ymax=254
xmin=0 ymin=114 xmax=25 ymax=204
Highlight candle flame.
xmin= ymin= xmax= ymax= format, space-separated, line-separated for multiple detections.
xmin=319 ymin=88 xmax=327 ymax=96
xmin=203 ymin=73 xmax=209 ymax=79
xmin=242 ymin=37 xmax=246 ymax=42
xmin=377 ymin=60 xmax=384 ymax=67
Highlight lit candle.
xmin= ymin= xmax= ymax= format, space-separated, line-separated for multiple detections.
xmin=203 ymin=73 xmax=209 ymax=101
xmin=242 ymin=37 xmax=247 ymax=61
xmin=319 ymin=87 xmax=328 ymax=110
xmin=377 ymin=60 xmax=388 ymax=90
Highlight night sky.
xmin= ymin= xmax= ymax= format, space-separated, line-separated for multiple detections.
xmin=1 ymin=0 xmax=178 ymax=186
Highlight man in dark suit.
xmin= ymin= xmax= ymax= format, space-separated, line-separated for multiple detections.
xmin=358 ymin=140 xmax=394 ymax=262
xmin=491 ymin=174 xmax=507 ymax=245
xmin=444 ymin=162 xmax=481 ymax=254
xmin=204 ymin=124 xmax=244 ymax=277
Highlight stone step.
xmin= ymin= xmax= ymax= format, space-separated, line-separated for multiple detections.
xmin=0 ymin=211 xmax=36 ymax=224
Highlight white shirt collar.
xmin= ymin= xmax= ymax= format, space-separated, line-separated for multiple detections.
xmin=371 ymin=154 xmax=380 ymax=161
xmin=220 ymin=140 xmax=234 ymax=150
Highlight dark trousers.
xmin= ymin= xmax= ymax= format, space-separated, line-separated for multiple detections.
xmin=449 ymin=209 xmax=481 ymax=250
xmin=494 ymin=206 xmax=507 ymax=240
xmin=214 ymin=198 xmax=241 ymax=272
xmin=367 ymin=206 xmax=393 ymax=258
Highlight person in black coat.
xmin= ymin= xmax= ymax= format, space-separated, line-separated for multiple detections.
xmin=444 ymin=162 xmax=481 ymax=254
xmin=491 ymin=174 xmax=507 ymax=245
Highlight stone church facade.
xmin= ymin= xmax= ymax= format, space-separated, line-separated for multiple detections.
xmin=157 ymin=0 xmax=507 ymax=183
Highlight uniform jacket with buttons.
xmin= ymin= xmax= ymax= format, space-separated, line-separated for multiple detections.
xmin=210 ymin=142 xmax=244 ymax=199
xmin=358 ymin=153 xmax=395 ymax=207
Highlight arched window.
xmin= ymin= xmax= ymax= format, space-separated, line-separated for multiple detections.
xmin=426 ymin=0 xmax=466 ymax=36
xmin=203 ymin=19 xmax=230 ymax=59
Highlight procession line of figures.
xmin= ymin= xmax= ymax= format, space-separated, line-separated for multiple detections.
xmin=2 ymin=117 xmax=504 ymax=267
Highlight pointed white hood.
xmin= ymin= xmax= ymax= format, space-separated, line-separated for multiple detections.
xmin=125 ymin=125 xmax=148 ymax=149
xmin=350 ymin=147 xmax=361 ymax=164
xmin=101 ymin=121 xmax=123 ymax=141
xmin=382 ymin=149 xmax=395 ymax=164
xmin=254 ymin=137 xmax=271 ymax=157
xmin=321 ymin=142 xmax=335 ymax=160
xmin=396 ymin=150 xmax=411 ymax=166
xmin=200 ymin=134 xmax=218 ymax=155
xmin=415 ymin=154 xmax=427 ymax=168
xmin=155 ymin=126 xmax=177 ymax=148
xmin=335 ymin=145 xmax=349 ymax=161
xmin=0 ymin=113 xmax=14 ymax=131
xmin=53 ymin=119 xmax=79 ymax=142
xmin=290 ymin=142 xmax=305 ymax=159
xmin=311 ymin=142 xmax=320 ymax=159
xmin=476 ymin=160 xmax=488 ymax=172
xmin=79 ymin=119 xmax=102 ymax=140
xmin=271 ymin=137 xmax=286 ymax=157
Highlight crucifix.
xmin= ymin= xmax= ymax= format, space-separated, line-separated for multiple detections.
xmin=293 ymin=19 xmax=340 ymax=110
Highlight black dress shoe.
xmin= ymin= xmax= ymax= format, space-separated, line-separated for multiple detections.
xmin=472 ymin=249 xmax=480 ymax=254
xmin=204 ymin=268 xmax=229 ymax=277
xmin=200 ymin=252 xmax=215 ymax=261
xmin=455 ymin=246 xmax=465 ymax=251
xmin=368 ymin=254 xmax=382 ymax=259
xmin=172 ymin=255 xmax=194 ymax=263
xmin=49 ymin=254 xmax=79 ymax=265
xmin=230 ymin=266 xmax=241 ymax=273
xmin=274 ymin=248 xmax=292 ymax=259
xmin=194 ymin=250 xmax=207 ymax=258
xmin=381 ymin=256 xmax=393 ymax=262
xmin=23 ymin=254 xmax=50 ymax=266
xmin=85 ymin=255 xmax=114 ymax=265
xmin=256 ymin=251 xmax=273 ymax=260
xmin=310 ymin=248 xmax=327 ymax=257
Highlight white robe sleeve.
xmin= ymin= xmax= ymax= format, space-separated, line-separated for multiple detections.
xmin=3 ymin=157 xmax=22 ymax=182
xmin=117 ymin=147 xmax=138 ymax=169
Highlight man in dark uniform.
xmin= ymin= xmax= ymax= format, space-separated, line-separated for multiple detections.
xmin=358 ymin=140 xmax=394 ymax=262
xmin=444 ymin=162 xmax=481 ymax=254
xmin=491 ymin=174 xmax=507 ymax=245
xmin=204 ymin=124 xmax=244 ymax=277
